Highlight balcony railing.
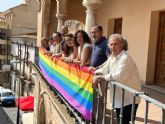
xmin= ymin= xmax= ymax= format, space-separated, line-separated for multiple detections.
xmin=35 ymin=47 xmax=165 ymax=124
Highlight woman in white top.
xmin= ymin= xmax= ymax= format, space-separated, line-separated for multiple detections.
xmin=73 ymin=30 xmax=92 ymax=66
xmin=93 ymin=34 xmax=142 ymax=124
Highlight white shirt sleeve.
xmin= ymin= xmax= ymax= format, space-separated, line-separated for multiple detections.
xmin=104 ymin=53 xmax=137 ymax=83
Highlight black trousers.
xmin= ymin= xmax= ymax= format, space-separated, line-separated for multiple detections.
xmin=115 ymin=104 xmax=138 ymax=124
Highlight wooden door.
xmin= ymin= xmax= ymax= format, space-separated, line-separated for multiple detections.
xmin=114 ymin=18 xmax=122 ymax=34
xmin=155 ymin=12 xmax=165 ymax=87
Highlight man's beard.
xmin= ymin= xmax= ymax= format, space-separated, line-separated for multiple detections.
xmin=92 ymin=37 xmax=98 ymax=43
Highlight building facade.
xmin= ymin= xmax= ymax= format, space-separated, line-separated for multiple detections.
xmin=37 ymin=0 xmax=165 ymax=96
xmin=0 ymin=21 xmax=11 ymax=88
xmin=0 ymin=0 xmax=38 ymax=36
xmin=1 ymin=0 xmax=165 ymax=123
xmin=0 ymin=0 xmax=38 ymax=100
xmin=35 ymin=0 xmax=165 ymax=123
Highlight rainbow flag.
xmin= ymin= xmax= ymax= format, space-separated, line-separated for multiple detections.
xmin=38 ymin=48 xmax=94 ymax=120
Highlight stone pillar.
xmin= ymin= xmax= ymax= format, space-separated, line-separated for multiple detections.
xmin=56 ymin=14 xmax=66 ymax=32
xmin=56 ymin=0 xmax=67 ymax=32
xmin=37 ymin=0 xmax=43 ymax=46
xmin=43 ymin=21 xmax=50 ymax=37
xmin=43 ymin=0 xmax=51 ymax=37
xmin=83 ymin=0 xmax=102 ymax=35
xmin=37 ymin=0 xmax=51 ymax=46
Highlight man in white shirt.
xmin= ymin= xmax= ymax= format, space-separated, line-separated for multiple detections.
xmin=93 ymin=34 xmax=142 ymax=124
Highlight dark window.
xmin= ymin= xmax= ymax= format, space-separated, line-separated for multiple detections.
xmin=0 ymin=45 xmax=6 ymax=55
xmin=0 ymin=28 xmax=7 ymax=40
xmin=114 ymin=18 xmax=122 ymax=34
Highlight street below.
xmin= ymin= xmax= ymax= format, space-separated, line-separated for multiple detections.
xmin=0 ymin=106 xmax=17 ymax=124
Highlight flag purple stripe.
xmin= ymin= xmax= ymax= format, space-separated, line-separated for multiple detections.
xmin=39 ymin=63 xmax=92 ymax=120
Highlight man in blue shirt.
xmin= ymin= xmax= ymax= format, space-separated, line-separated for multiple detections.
xmin=90 ymin=25 xmax=110 ymax=123
xmin=91 ymin=25 xmax=109 ymax=68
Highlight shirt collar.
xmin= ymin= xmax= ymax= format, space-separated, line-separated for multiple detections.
xmin=94 ymin=36 xmax=106 ymax=44
xmin=111 ymin=50 xmax=125 ymax=59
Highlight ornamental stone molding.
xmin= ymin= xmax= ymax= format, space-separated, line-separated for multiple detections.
xmin=82 ymin=0 xmax=102 ymax=10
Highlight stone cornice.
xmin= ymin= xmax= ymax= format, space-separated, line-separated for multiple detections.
xmin=56 ymin=13 xmax=67 ymax=19
xmin=82 ymin=0 xmax=103 ymax=10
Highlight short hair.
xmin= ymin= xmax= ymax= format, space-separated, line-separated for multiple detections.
xmin=62 ymin=25 xmax=69 ymax=35
xmin=65 ymin=33 xmax=73 ymax=38
xmin=109 ymin=34 xmax=128 ymax=51
xmin=92 ymin=24 xmax=103 ymax=32
xmin=62 ymin=25 xmax=69 ymax=30
xmin=62 ymin=25 xmax=68 ymax=29
xmin=52 ymin=32 xmax=62 ymax=38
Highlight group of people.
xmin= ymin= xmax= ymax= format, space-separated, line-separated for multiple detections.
xmin=41 ymin=25 xmax=110 ymax=68
xmin=41 ymin=24 xmax=142 ymax=124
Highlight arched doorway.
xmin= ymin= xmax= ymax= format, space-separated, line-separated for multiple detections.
xmin=64 ymin=20 xmax=85 ymax=34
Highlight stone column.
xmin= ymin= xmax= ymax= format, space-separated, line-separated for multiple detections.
xmin=56 ymin=14 xmax=66 ymax=32
xmin=37 ymin=0 xmax=51 ymax=46
xmin=43 ymin=0 xmax=51 ymax=37
xmin=37 ymin=0 xmax=43 ymax=46
xmin=83 ymin=0 xmax=102 ymax=35
xmin=56 ymin=0 xmax=67 ymax=32
xmin=43 ymin=21 xmax=50 ymax=37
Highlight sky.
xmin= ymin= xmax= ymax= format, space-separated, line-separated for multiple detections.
xmin=0 ymin=0 xmax=22 ymax=12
